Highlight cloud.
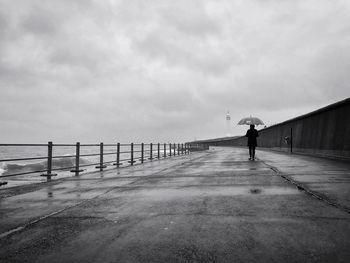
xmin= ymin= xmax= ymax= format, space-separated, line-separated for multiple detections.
xmin=0 ymin=0 xmax=349 ymax=143
xmin=159 ymin=1 xmax=221 ymax=37
xmin=21 ymin=9 xmax=58 ymax=36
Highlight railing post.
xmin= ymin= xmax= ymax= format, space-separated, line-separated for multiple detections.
xmin=117 ymin=143 xmax=120 ymax=166
xmin=177 ymin=143 xmax=180 ymax=156
xmin=141 ymin=143 xmax=144 ymax=163
xmin=164 ymin=143 xmax=166 ymax=158
xmin=41 ymin=141 xmax=57 ymax=180
xmin=100 ymin=142 xmax=104 ymax=169
xmin=47 ymin=141 xmax=54 ymax=179
xmin=157 ymin=143 xmax=160 ymax=159
xmin=48 ymin=141 xmax=53 ymax=176
xmin=149 ymin=143 xmax=153 ymax=160
xmin=128 ymin=143 xmax=136 ymax=165
xmin=169 ymin=143 xmax=172 ymax=157
xmin=173 ymin=143 xmax=176 ymax=156
xmin=95 ymin=142 xmax=107 ymax=171
xmin=116 ymin=143 xmax=121 ymax=167
xmin=70 ymin=142 xmax=83 ymax=176
xmin=181 ymin=143 xmax=184 ymax=155
xmin=131 ymin=143 xmax=134 ymax=165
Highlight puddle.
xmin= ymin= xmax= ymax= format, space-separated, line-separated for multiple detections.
xmin=250 ymin=188 xmax=261 ymax=194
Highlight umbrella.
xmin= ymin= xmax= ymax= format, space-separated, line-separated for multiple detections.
xmin=238 ymin=116 xmax=265 ymax=126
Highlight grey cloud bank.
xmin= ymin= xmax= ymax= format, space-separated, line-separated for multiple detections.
xmin=0 ymin=0 xmax=349 ymax=143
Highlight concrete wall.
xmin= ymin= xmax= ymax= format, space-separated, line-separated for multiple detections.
xmin=195 ymin=98 xmax=350 ymax=160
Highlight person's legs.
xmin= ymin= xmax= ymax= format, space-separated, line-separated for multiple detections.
xmin=252 ymin=146 xmax=256 ymax=160
xmin=248 ymin=146 xmax=252 ymax=160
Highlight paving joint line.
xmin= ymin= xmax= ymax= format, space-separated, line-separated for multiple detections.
xmin=258 ymin=158 xmax=350 ymax=215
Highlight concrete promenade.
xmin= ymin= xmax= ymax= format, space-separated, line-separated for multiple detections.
xmin=0 ymin=147 xmax=349 ymax=262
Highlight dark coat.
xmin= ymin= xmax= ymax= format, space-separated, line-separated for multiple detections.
xmin=246 ymin=128 xmax=259 ymax=147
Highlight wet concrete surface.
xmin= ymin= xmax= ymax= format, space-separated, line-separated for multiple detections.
xmin=0 ymin=147 xmax=349 ymax=262
xmin=256 ymin=150 xmax=350 ymax=211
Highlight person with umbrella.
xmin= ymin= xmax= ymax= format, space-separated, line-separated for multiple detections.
xmin=238 ymin=116 xmax=264 ymax=161
xmin=246 ymin=124 xmax=259 ymax=160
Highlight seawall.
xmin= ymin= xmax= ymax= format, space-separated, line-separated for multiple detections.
xmin=195 ymin=98 xmax=350 ymax=160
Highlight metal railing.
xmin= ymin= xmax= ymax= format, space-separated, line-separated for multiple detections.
xmin=0 ymin=142 xmax=208 ymax=186
xmin=187 ymin=143 xmax=210 ymax=151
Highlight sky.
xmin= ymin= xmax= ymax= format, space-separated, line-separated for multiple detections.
xmin=0 ymin=0 xmax=349 ymax=143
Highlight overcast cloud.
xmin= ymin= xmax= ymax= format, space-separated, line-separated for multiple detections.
xmin=0 ymin=0 xmax=349 ymax=143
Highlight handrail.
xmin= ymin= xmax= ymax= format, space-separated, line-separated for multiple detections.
xmin=0 ymin=142 xmax=208 ymax=185
xmin=0 ymin=144 xmax=48 ymax=147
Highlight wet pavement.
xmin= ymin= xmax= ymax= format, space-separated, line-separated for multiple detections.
xmin=0 ymin=147 xmax=349 ymax=262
